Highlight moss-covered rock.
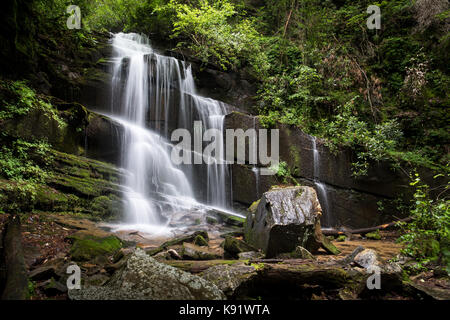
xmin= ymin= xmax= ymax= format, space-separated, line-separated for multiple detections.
xmin=276 ymin=246 xmax=316 ymax=260
xmin=193 ymin=234 xmax=209 ymax=247
xmin=69 ymin=234 xmax=123 ymax=261
xmin=320 ymin=236 xmax=341 ymax=255
xmin=248 ymin=200 xmax=260 ymax=214
xmin=180 ymin=243 xmax=222 ymax=261
xmin=68 ymin=249 xmax=226 ymax=300
xmin=147 ymin=231 xmax=210 ymax=256
xmin=365 ymin=230 xmax=382 ymax=240
xmin=223 ymin=236 xmax=257 ymax=258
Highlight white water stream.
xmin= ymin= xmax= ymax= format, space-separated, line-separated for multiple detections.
xmin=312 ymin=136 xmax=333 ymax=227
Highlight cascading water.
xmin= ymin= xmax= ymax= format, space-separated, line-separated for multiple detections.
xmin=108 ymin=32 xmax=232 ymax=233
xmin=312 ymin=136 xmax=332 ymax=227
xmin=251 ymin=117 xmax=260 ymax=199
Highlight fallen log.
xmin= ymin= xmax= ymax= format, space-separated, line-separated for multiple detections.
xmin=162 ymin=259 xmax=246 ymax=273
xmin=322 ymin=217 xmax=413 ymax=236
xmin=1 ymin=215 xmax=29 ymax=300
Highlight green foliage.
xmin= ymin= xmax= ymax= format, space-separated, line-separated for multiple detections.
xmin=82 ymin=0 xmax=146 ymax=32
xmin=0 ymin=79 xmax=66 ymax=128
xmin=0 ymin=79 xmax=60 ymax=211
xmin=365 ymin=230 xmax=382 ymax=240
xmin=0 ymin=138 xmax=52 ymax=183
xmin=258 ymin=64 xmax=326 ymax=129
xmin=27 ymin=280 xmax=36 ymax=299
xmin=398 ymin=173 xmax=450 ymax=273
xmin=0 ymin=80 xmax=35 ymax=120
xmin=270 ymin=161 xmax=298 ymax=185
xmin=325 ymin=97 xmax=403 ymax=176
xmin=33 ymin=0 xmax=447 ymax=175
xmin=161 ymin=0 xmax=267 ymax=74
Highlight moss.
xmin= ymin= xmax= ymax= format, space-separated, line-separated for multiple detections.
xmin=193 ymin=234 xmax=209 ymax=246
xmin=248 ymin=200 xmax=260 ymax=213
xmin=222 ymin=214 xmax=245 ymax=227
xmin=250 ymin=262 xmax=265 ymax=271
xmin=206 ymin=216 xmax=218 ymax=224
xmin=289 ymin=144 xmax=301 ymax=176
xmin=320 ymin=237 xmax=341 ymax=255
xmin=165 ymin=259 xmax=242 ymax=272
xmin=27 ymin=280 xmax=36 ymax=299
xmin=90 ymin=195 xmax=113 ymax=217
xmin=69 ymin=234 xmax=123 ymax=261
xmin=224 ymin=236 xmax=256 ymax=257
xmin=336 ymin=235 xmax=347 ymax=242
xmin=365 ymin=230 xmax=381 ymax=240
xmin=181 ymin=243 xmax=221 ymax=260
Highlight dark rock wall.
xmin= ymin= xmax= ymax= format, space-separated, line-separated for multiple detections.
xmin=224 ymin=111 xmax=441 ymax=229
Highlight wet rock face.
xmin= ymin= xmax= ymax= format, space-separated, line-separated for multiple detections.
xmin=69 ymin=249 xmax=225 ymax=300
xmin=244 ymin=186 xmax=322 ymax=258
xmin=225 ymin=111 xmax=445 ymax=229
xmin=85 ymin=113 xmax=124 ymax=166
xmin=163 ymin=50 xmax=257 ymax=113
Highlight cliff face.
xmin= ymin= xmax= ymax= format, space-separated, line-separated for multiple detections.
xmin=224 ymin=111 xmax=445 ymax=229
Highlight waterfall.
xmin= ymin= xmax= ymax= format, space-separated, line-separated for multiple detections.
xmin=312 ymin=136 xmax=332 ymax=227
xmin=108 ymin=32 xmax=231 ymax=233
xmin=251 ymin=117 xmax=260 ymax=199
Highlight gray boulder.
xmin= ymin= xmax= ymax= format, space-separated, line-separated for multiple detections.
xmin=353 ymin=249 xmax=381 ymax=270
xmin=244 ymin=186 xmax=323 ymax=258
xmin=69 ymin=249 xmax=225 ymax=300
xmin=200 ymin=264 xmax=257 ymax=298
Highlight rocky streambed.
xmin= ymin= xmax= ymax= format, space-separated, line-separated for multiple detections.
xmin=1 ymin=186 xmax=449 ymax=301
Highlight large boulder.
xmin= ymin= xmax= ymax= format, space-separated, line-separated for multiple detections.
xmin=200 ymin=264 xmax=257 ymax=298
xmin=244 ymin=186 xmax=323 ymax=258
xmin=69 ymin=249 xmax=225 ymax=300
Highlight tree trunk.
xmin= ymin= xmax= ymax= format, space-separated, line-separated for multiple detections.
xmin=1 ymin=215 xmax=29 ymax=300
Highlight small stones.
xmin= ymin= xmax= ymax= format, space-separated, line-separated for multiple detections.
xmin=29 ymin=265 xmax=57 ymax=281
xmin=223 ymin=236 xmax=257 ymax=258
xmin=40 ymin=278 xmax=67 ymax=296
xmin=168 ymin=249 xmax=181 ymax=260
xmin=338 ymin=246 xmax=365 ymax=265
xmin=181 ymin=243 xmax=222 ymax=260
xmin=238 ymin=251 xmax=264 ymax=260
